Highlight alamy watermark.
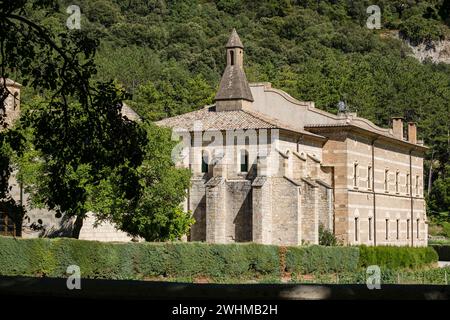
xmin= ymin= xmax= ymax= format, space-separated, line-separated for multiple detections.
xmin=66 ymin=5 xmax=81 ymax=30
xmin=366 ymin=5 xmax=381 ymax=30
xmin=366 ymin=265 xmax=381 ymax=289
xmin=66 ymin=264 xmax=81 ymax=290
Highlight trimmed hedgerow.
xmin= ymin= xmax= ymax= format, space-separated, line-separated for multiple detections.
xmin=0 ymin=237 xmax=280 ymax=280
xmin=285 ymin=245 xmax=360 ymax=274
xmin=358 ymin=245 xmax=438 ymax=270
xmin=0 ymin=237 xmax=440 ymax=280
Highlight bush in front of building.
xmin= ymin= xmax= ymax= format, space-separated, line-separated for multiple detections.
xmin=0 ymin=237 xmax=281 ymax=280
xmin=285 ymin=245 xmax=360 ymax=274
xmin=358 ymin=245 xmax=438 ymax=270
xmin=0 ymin=237 xmax=440 ymax=280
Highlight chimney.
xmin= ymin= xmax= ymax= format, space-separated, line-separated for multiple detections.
xmin=408 ymin=122 xmax=417 ymax=144
xmin=391 ymin=117 xmax=404 ymax=140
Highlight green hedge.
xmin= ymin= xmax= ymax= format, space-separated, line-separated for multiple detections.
xmin=0 ymin=237 xmax=440 ymax=280
xmin=0 ymin=237 xmax=280 ymax=280
xmin=285 ymin=245 xmax=360 ymax=274
xmin=431 ymin=245 xmax=450 ymax=261
xmin=358 ymin=245 xmax=438 ymax=270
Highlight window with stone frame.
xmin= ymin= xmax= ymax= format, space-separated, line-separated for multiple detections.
xmin=406 ymin=173 xmax=410 ymax=195
xmin=415 ymin=175 xmax=420 ymax=196
xmin=353 ymin=162 xmax=358 ymax=188
xmin=384 ymin=169 xmax=389 ymax=192
xmin=201 ymin=150 xmax=209 ymax=173
xmin=354 ymin=217 xmax=359 ymax=242
xmin=385 ymin=219 xmax=389 ymax=240
xmin=240 ymin=149 xmax=249 ymax=173
xmin=395 ymin=171 xmax=399 ymax=194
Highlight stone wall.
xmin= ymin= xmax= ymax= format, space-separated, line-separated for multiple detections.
xmin=189 ymin=178 xmax=207 ymax=241
xmin=225 ymin=180 xmax=252 ymax=242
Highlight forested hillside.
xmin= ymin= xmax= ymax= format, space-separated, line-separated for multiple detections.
xmin=17 ymin=0 xmax=450 ymax=219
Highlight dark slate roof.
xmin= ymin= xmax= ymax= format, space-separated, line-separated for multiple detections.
xmin=214 ymin=65 xmax=254 ymax=102
xmin=226 ymin=28 xmax=244 ymax=48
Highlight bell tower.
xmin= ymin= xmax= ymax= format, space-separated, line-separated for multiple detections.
xmin=215 ymin=29 xmax=254 ymax=111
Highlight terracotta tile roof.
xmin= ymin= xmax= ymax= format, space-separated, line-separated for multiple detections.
xmin=157 ymin=106 xmax=326 ymax=139
xmin=156 ymin=106 xmax=276 ymax=131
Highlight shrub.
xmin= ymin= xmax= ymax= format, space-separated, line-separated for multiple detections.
xmin=0 ymin=237 xmax=280 ymax=280
xmin=319 ymin=224 xmax=339 ymax=246
xmin=285 ymin=245 xmax=360 ymax=274
xmin=0 ymin=237 xmax=440 ymax=281
xmin=358 ymin=246 xmax=438 ymax=270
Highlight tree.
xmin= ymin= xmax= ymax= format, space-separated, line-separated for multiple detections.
xmin=1 ymin=0 xmax=189 ymax=240
xmin=88 ymin=122 xmax=194 ymax=241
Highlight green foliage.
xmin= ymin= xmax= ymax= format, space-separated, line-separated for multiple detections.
xmin=400 ymin=15 xmax=446 ymax=44
xmin=427 ymin=164 xmax=450 ymax=218
xmin=0 ymin=237 xmax=280 ymax=280
xmin=319 ymin=224 xmax=339 ymax=246
xmin=285 ymin=245 xmax=360 ymax=274
xmin=0 ymin=238 xmax=442 ymax=282
xmin=431 ymin=245 xmax=450 ymax=261
xmin=358 ymin=245 xmax=438 ymax=270
xmin=105 ymin=122 xmax=194 ymax=241
xmin=52 ymin=0 xmax=448 ymax=217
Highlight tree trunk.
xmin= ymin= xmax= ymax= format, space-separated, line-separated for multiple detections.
xmin=71 ymin=215 xmax=84 ymax=239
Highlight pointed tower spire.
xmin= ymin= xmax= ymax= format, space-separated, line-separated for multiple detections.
xmin=215 ymin=29 xmax=254 ymax=111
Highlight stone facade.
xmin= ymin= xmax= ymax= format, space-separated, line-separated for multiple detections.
xmin=1 ymin=29 xmax=428 ymax=246
xmin=158 ymin=30 xmax=428 ymax=247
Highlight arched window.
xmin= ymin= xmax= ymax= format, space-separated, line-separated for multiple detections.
xmin=230 ymin=50 xmax=235 ymax=66
xmin=201 ymin=151 xmax=209 ymax=173
xmin=240 ymin=149 xmax=248 ymax=172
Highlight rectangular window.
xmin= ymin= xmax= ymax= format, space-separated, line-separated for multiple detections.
xmin=416 ymin=175 xmax=420 ymax=195
xmin=368 ymin=166 xmax=372 ymax=189
xmin=396 ymin=219 xmax=400 ymax=240
xmin=395 ymin=172 xmax=399 ymax=193
xmin=353 ymin=163 xmax=358 ymax=188
xmin=385 ymin=219 xmax=389 ymax=240
xmin=384 ymin=170 xmax=389 ymax=192
xmin=240 ymin=150 xmax=249 ymax=173
xmin=406 ymin=173 xmax=410 ymax=195
xmin=407 ymin=219 xmax=410 ymax=239
xmin=417 ymin=219 xmax=420 ymax=239
xmin=355 ymin=217 xmax=359 ymax=242
xmin=368 ymin=217 xmax=372 ymax=241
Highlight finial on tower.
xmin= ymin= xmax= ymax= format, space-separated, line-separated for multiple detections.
xmin=215 ymin=29 xmax=253 ymax=111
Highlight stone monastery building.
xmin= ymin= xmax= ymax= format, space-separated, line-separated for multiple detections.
xmin=1 ymin=30 xmax=428 ymax=246
xmin=158 ymin=29 xmax=428 ymax=246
